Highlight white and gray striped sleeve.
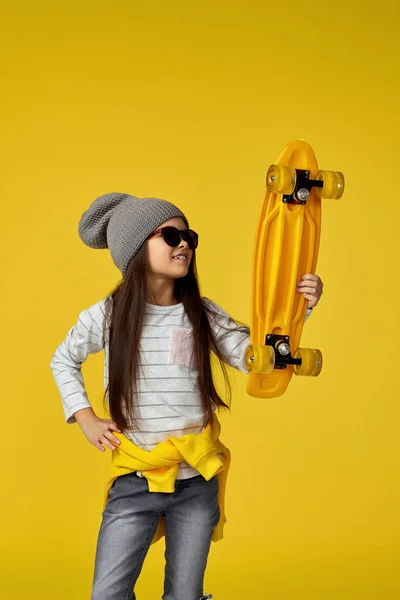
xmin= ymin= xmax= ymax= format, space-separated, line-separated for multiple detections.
xmin=202 ymin=297 xmax=251 ymax=374
xmin=50 ymin=299 xmax=106 ymax=424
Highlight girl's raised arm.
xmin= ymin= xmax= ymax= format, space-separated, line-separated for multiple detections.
xmin=202 ymin=298 xmax=313 ymax=374
xmin=202 ymin=297 xmax=251 ymax=374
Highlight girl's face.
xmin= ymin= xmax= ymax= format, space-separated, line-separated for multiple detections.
xmin=145 ymin=217 xmax=193 ymax=279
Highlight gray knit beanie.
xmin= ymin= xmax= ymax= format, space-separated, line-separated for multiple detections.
xmin=78 ymin=192 xmax=190 ymax=275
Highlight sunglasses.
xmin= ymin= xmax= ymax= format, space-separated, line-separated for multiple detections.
xmin=146 ymin=226 xmax=198 ymax=250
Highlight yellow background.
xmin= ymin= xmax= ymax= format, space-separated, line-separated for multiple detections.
xmin=1 ymin=1 xmax=399 ymax=598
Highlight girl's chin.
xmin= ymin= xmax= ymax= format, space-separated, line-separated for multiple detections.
xmin=173 ymin=265 xmax=189 ymax=271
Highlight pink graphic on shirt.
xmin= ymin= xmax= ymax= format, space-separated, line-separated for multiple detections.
xmin=169 ymin=327 xmax=197 ymax=369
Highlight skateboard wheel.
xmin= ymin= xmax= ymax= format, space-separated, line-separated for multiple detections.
xmin=266 ymin=164 xmax=296 ymax=194
xmin=245 ymin=344 xmax=275 ymax=374
xmin=293 ymin=348 xmax=323 ymax=377
xmin=316 ymin=170 xmax=345 ymax=199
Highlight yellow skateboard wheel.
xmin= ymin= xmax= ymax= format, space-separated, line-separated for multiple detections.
xmin=266 ymin=164 xmax=296 ymax=194
xmin=293 ymin=348 xmax=323 ymax=376
xmin=316 ymin=170 xmax=345 ymax=199
xmin=245 ymin=344 xmax=275 ymax=374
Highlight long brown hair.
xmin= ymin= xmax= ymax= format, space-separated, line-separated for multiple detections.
xmin=102 ymin=241 xmax=249 ymax=432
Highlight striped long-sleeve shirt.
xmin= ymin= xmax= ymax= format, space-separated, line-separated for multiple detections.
xmin=50 ymin=296 xmax=312 ymax=479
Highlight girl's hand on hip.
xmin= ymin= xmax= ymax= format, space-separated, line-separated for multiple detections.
xmin=296 ymin=274 xmax=323 ymax=309
xmin=79 ymin=416 xmax=123 ymax=452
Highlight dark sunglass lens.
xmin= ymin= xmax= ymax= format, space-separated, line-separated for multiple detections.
xmin=184 ymin=230 xmax=198 ymax=249
xmin=162 ymin=227 xmax=181 ymax=246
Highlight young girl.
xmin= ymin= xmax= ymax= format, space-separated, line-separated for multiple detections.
xmin=50 ymin=192 xmax=321 ymax=600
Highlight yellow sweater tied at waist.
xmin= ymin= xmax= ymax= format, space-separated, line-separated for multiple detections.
xmin=103 ymin=411 xmax=231 ymax=546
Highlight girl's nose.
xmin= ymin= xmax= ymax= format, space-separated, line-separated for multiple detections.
xmin=179 ymin=239 xmax=189 ymax=249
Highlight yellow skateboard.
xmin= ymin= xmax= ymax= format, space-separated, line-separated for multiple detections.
xmin=245 ymin=140 xmax=344 ymax=398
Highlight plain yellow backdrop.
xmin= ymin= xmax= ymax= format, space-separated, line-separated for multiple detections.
xmin=1 ymin=1 xmax=399 ymax=598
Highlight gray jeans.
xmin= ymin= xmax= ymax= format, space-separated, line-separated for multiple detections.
xmin=90 ymin=471 xmax=220 ymax=600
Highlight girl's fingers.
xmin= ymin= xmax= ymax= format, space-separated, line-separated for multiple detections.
xmin=297 ymin=285 xmax=319 ymax=294
xmin=299 ymin=274 xmax=320 ymax=282
xmin=298 ymin=275 xmax=323 ymax=289
xmin=100 ymin=435 xmax=117 ymax=451
xmin=108 ymin=422 xmax=122 ymax=432
xmin=103 ymin=430 xmax=121 ymax=446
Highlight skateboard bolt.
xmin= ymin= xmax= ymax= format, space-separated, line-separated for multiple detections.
xmin=277 ymin=342 xmax=290 ymax=356
xmin=296 ymin=188 xmax=309 ymax=201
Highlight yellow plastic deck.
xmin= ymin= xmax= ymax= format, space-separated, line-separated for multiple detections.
xmin=246 ymin=140 xmax=321 ymax=398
